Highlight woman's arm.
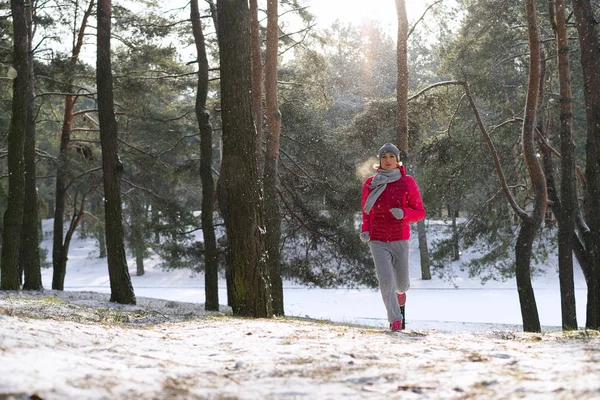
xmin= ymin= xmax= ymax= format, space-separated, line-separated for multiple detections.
xmin=402 ymin=176 xmax=426 ymax=223
xmin=361 ymin=181 xmax=372 ymax=232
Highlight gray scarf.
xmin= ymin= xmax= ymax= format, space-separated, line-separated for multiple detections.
xmin=363 ymin=168 xmax=401 ymax=214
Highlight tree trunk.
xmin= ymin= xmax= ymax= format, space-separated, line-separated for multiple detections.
xmin=264 ymin=0 xmax=284 ymax=316
xmin=22 ymin=2 xmax=42 ymax=291
xmin=191 ymin=0 xmax=219 ymax=312
xmin=131 ymin=199 xmax=145 ymax=276
xmin=250 ymin=0 xmax=263 ymax=167
xmin=572 ymin=0 xmax=600 ymax=330
xmin=517 ymin=0 xmax=545 ymax=332
xmin=515 ymin=219 xmax=542 ymax=332
xmin=1 ymin=0 xmax=29 ymax=290
xmin=417 ymin=220 xmax=431 ymax=280
xmin=395 ymin=0 xmax=409 ymax=163
xmin=554 ymin=0 xmax=578 ymax=330
xmin=450 ymin=206 xmax=459 ymax=261
xmin=97 ymin=0 xmax=136 ymax=305
xmin=217 ymin=0 xmax=272 ymax=318
xmin=51 ymin=0 xmax=95 ymax=290
xmin=52 ymin=93 xmax=74 ymax=290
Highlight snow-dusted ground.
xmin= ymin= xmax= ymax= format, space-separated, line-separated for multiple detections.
xmin=1 ymin=290 xmax=599 ymax=399
xmin=1 ymin=219 xmax=598 ymax=399
xmin=33 ymin=219 xmax=590 ymax=332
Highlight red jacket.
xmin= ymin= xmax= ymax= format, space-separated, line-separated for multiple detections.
xmin=361 ymin=166 xmax=426 ymax=242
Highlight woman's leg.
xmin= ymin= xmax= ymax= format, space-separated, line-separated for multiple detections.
xmin=368 ymin=241 xmax=404 ymax=324
xmin=389 ymin=240 xmax=410 ymax=294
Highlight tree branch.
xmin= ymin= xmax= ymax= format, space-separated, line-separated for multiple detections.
xmin=408 ymin=0 xmax=443 ymax=38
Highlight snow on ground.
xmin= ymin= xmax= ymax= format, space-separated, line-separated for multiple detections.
xmin=1 ymin=290 xmax=600 ymax=400
xmin=1 ymin=219 xmax=599 ymax=398
xmin=33 ymin=218 xmax=590 ymax=331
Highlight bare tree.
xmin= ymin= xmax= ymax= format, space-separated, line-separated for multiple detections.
xmin=97 ymin=0 xmax=136 ymax=305
xmin=191 ymin=0 xmax=219 ymax=311
xmin=217 ymin=0 xmax=272 ymax=317
xmin=1 ymin=0 xmax=30 ymax=290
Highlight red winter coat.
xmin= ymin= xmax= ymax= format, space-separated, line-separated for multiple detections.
xmin=361 ymin=166 xmax=426 ymax=242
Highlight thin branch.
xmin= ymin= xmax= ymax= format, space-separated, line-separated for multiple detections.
xmin=156 ymin=133 xmax=200 ymax=158
xmin=64 ymin=166 xmax=103 ymax=193
xmin=278 ymin=24 xmax=316 ymax=56
xmin=114 ymin=71 xmax=198 ymax=80
xmin=278 ymin=23 xmax=316 ymax=41
xmin=279 ymin=148 xmax=316 ymax=182
xmin=408 ymin=80 xmax=465 ymax=103
xmin=443 ymin=93 xmax=465 ymax=138
xmin=121 ymin=178 xmax=167 ymax=201
xmin=34 ymin=91 xmax=97 ymax=99
xmin=83 ymin=211 xmax=104 ymax=225
xmin=463 ymin=82 xmax=529 ymax=220
xmin=35 ymin=148 xmax=57 ymax=161
xmin=117 ymin=137 xmax=172 ymax=169
xmin=408 ymin=0 xmax=443 ymax=38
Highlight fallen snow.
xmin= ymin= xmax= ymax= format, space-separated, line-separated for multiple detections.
xmin=1 ymin=219 xmax=598 ymax=398
xmin=1 ymin=290 xmax=599 ymax=399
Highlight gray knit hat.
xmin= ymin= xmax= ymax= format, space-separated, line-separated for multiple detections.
xmin=377 ymin=143 xmax=400 ymax=161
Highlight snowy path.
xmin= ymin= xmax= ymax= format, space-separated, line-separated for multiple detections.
xmin=1 ymin=291 xmax=599 ymax=399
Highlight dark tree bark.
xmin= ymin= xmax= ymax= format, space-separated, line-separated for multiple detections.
xmin=131 ymin=198 xmax=145 ymax=276
xmin=1 ymin=0 xmax=29 ymax=290
xmin=97 ymin=0 xmax=136 ymax=305
xmin=417 ymin=220 xmax=431 ymax=280
xmin=572 ymin=0 xmax=600 ymax=329
xmin=217 ymin=0 xmax=272 ymax=318
xmin=191 ymin=0 xmax=219 ymax=311
xmin=249 ymin=0 xmax=263 ymax=167
xmin=264 ymin=0 xmax=284 ymax=316
xmin=448 ymin=205 xmax=459 ymax=261
xmin=554 ymin=0 xmax=578 ymax=330
xmin=395 ymin=0 xmax=409 ymax=162
xmin=513 ymin=0 xmax=545 ymax=333
xmin=21 ymin=1 xmax=42 ymax=291
xmin=52 ymin=0 xmax=95 ymax=290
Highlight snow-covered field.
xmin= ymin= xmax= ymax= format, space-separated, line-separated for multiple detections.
xmin=1 ymin=219 xmax=598 ymax=399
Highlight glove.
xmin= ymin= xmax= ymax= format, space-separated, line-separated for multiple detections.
xmin=390 ymin=208 xmax=404 ymax=219
xmin=359 ymin=231 xmax=370 ymax=243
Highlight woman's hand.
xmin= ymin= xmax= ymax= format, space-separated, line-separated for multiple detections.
xmin=359 ymin=231 xmax=370 ymax=243
xmin=390 ymin=208 xmax=404 ymax=219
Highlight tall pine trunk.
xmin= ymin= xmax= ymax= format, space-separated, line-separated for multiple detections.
xmin=249 ymin=0 xmax=263 ymax=167
xmin=554 ymin=0 xmax=578 ymax=330
xmin=1 ymin=0 xmax=29 ymax=290
xmin=22 ymin=1 xmax=42 ymax=290
xmin=515 ymin=0 xmax=545 ymax=333
xmin=417 ymin=220 xmax=431 ymax=280
xmin=572 ymin=0 xmax=600 ymax=330
xmin=395 ymin=0 xmax=409 ymax=162
xmin=264 ymin=0 xmax=284 ymax=316
xmin=217 ymin=0 xmax=272 ymax=318
xmin=97 ymin=0 xmax=136 ymax=305
xmin=191 ymin=0 xmax=219 ymax=311
xmin=52 ymin=0 xmax=95 ymax=290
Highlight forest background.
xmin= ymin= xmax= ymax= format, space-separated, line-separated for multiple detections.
xmin=1 ymin=0 xmax=600 ymax=333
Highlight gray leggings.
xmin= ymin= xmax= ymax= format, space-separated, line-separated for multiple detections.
xmin=368 ymin=240 xmax=410 ymax=323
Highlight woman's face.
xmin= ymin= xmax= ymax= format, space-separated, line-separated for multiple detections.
xmin=380 ymin=152 xmax=397 ymax=170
